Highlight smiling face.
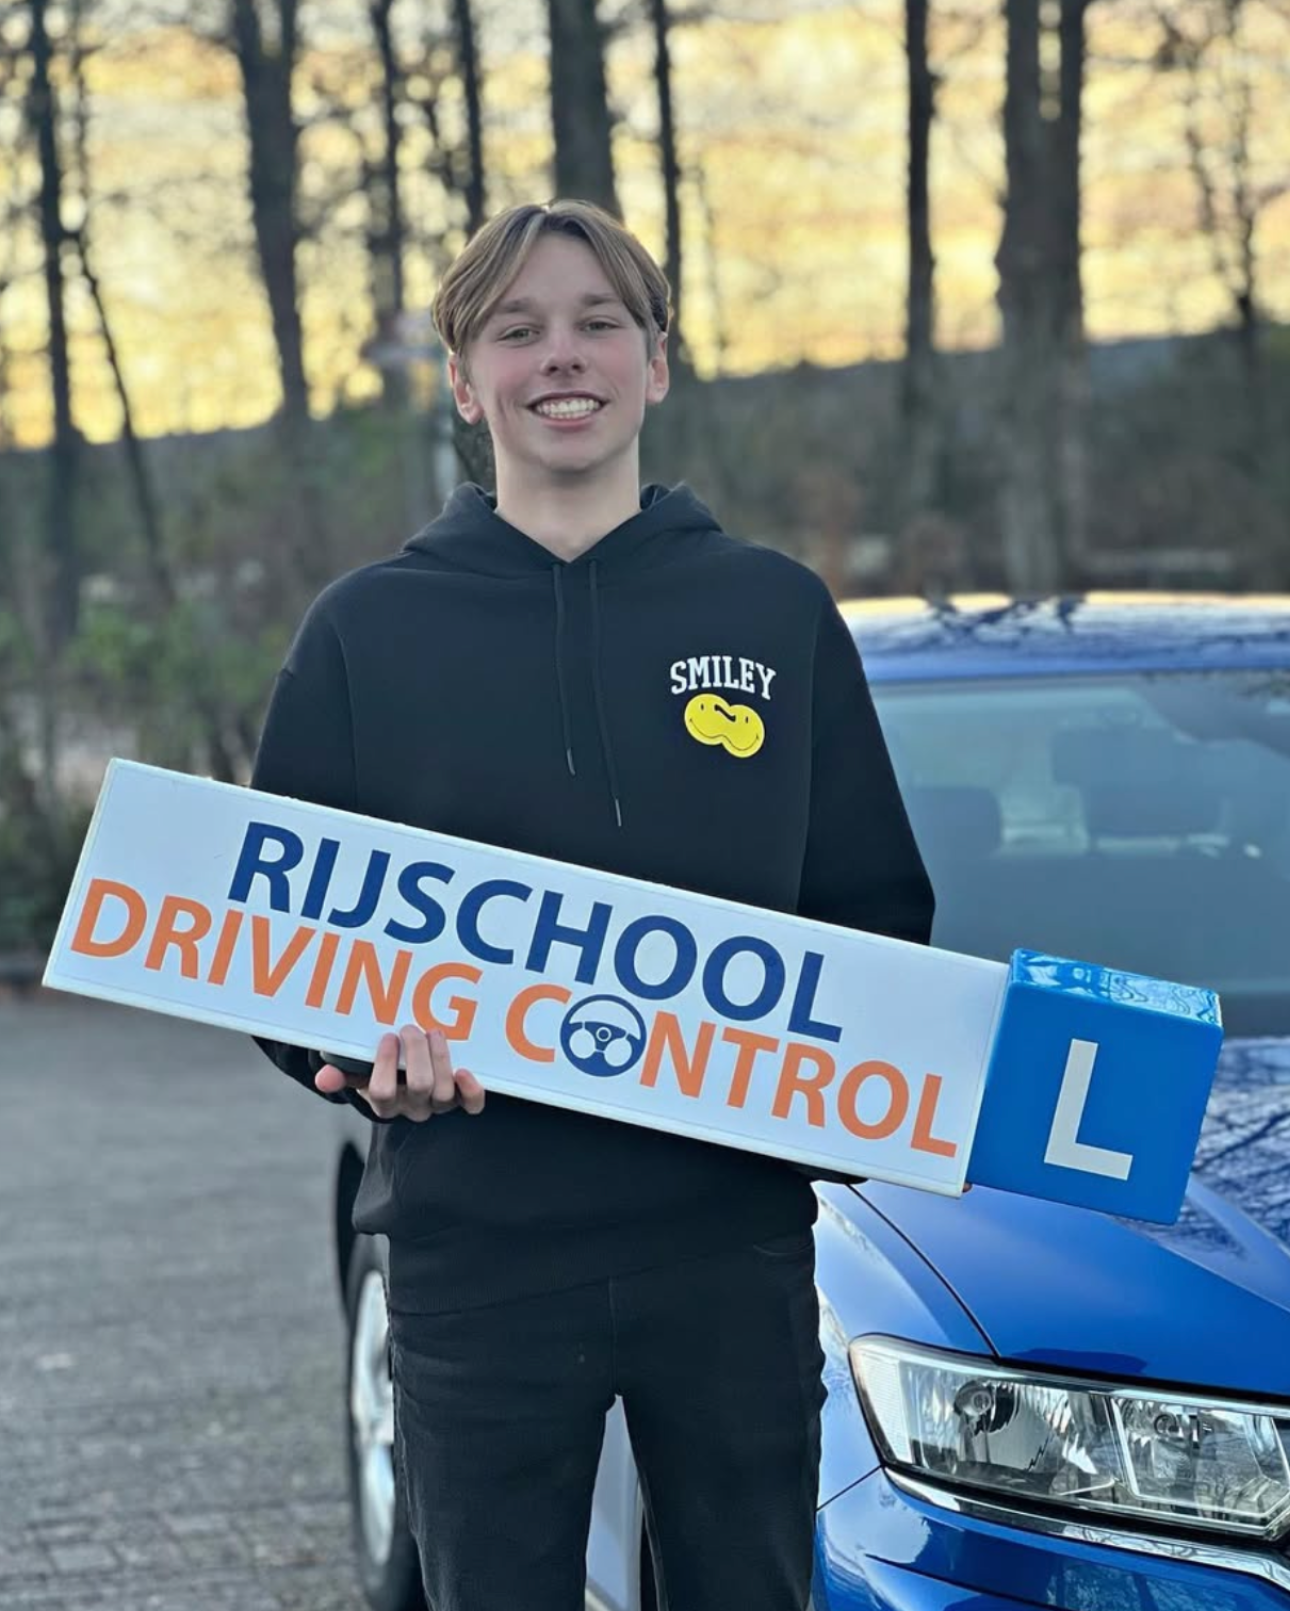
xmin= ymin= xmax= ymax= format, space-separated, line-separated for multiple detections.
xmin=684 ymin=694 xmax=766 ymax=757
xmin=448 ymin=233 xmax=670 ymax=495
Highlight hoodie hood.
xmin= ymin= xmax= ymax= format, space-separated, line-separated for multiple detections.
xmin=402 ymin=481 xmax=725 ymax=580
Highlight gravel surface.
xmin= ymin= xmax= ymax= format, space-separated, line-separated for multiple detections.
xmin=0 ymin=992 xmax=371 ymax=1610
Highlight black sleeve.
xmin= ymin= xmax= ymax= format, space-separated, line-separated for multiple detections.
xmin=797 ymin=595 xmax=935 ymax=944
xmin=790 ymin=594 xmax=936 ymax=1184
xmin=250 ymin=601 xmax=358 ymax=813
xmin=248 ymin=601 xmax=389 ymax=1122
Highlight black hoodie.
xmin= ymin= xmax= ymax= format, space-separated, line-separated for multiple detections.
xmin=251 ymin=483 xmax=933 ymax=1313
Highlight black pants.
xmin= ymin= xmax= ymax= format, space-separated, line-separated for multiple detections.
xmin=389 ymin=1231 xmax=825 ymax=1611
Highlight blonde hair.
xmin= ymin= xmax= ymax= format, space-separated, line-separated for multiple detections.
xmin=431 ymin=199 xmax=671 ymax=362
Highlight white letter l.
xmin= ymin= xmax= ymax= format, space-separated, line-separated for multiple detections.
xmin=1043 ymin=1038 xmax=1134 ymax=1181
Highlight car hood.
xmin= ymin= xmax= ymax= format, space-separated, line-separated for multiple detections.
xmin=857 ymin=1037 xmax=1290 ymax=1398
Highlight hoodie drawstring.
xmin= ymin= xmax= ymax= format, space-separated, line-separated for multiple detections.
xmin=551 ymin=568 xmax=577 ymax=777
xmin=550 ymin=562 xmax=624 ymax=829
xmin=589 ymin=561 xmax=624 ymax=829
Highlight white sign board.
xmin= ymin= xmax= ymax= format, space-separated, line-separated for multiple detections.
xmin=44 ymin=761 xmax=1008 ymax=1195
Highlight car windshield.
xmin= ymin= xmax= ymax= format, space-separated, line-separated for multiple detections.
xmin=873 ymin=670 xmax=1290 ymax=1037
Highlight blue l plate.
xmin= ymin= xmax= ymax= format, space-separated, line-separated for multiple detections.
xmin=967 ymin=951 xmax=1222 ymax=1224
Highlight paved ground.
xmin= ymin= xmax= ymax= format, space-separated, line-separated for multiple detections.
xmin=0 ymin=992 xmax=371 ymax=1610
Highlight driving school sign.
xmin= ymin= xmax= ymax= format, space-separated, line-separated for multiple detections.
xmin=44 ymin=762 xmax=1223 ymax=1222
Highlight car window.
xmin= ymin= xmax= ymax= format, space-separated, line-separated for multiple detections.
xmin=873 ymin=672 xmax=1290 ymax=1037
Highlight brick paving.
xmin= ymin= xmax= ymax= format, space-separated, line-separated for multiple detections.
xmin=0 ymin=993 xmax=370 ymax=1610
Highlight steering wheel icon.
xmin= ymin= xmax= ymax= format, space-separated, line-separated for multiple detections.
xmin=559 ymin=995 xmax=648 ymax=1078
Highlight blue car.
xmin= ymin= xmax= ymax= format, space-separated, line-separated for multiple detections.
xmin=334 ymin=592 xmax=1290 ymax=1611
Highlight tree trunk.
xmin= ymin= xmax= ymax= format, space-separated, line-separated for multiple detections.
xmin=67 ymin=15 xmax=243 ymax=781
xmin=74 ymin=234 xmax=243 ymax=780
xmin=1050 ymin=0 xmax=1090 ymax=573
xmin=228 ymin=0 xmax=335 ymax=587
xmin=1163 ymin=1 xmax=1273 ymax=555
xmin=546 ymin=0 xmax=619 ymax=214
xmin=27 ymin=0 xmax=79 ymax=648
xmin=230 ymin=0 xmax=308 ymax=426
xmin=693 ymin=159 xmax=728 ymax=374
xmin=450 ymin=0 xmax=486 ymax=234
xmin=73 ymin=243 xmax=163 ymax=593
xmin=368 ymin=0 xmax=408 ymax=407
xmin=901 ymin=0 xmax=939 ymax=522
xmin=647 ymin=0 xmax=683 ymax=337
xmin=1222 ymin=0 xmax=1268 ymax=473
xmin=65 ymin=9 xmax=165 ymax=605
xmin=995 ymin=0 xmax=1062 ymax=594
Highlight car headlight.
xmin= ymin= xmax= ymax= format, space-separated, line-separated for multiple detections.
xmin=850 ymin=1338 xmax=1290 ymax=1538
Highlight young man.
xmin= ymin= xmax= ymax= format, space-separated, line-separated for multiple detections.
xmin=252 ymin=199 xmax=933 ymax=1611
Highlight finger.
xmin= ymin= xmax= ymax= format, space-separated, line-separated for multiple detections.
xmin=400 ymin=1024 xmax=436 ymax=1113
xmin=368 ymin=1088 xmax=431 ymax=1123
xmin=367 ymin=1032 xmax=402 ymax=1106
xmin=454 ymin=1069 xmax=486 ymax=1116
xmin=427 ymin=1028 xmax=458 ymax=1112
xmin=356 ymin=1085 xmax=395 ymax=1119
xmin=316 ymin=1063 xmax=374 ymax=1095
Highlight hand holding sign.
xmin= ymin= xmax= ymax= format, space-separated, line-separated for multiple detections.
xmin=316 ymin=1025 xmax=487 ymax=1122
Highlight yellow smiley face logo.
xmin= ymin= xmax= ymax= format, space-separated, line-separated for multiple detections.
xmin=683 ymin=694 xmax=765 ymax=758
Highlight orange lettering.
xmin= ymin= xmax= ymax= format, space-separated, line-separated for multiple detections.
xmin=70 ymin=878 xmax=147 ymax=959
xmin=640 ymin=1013 xmax=715 ymax=1098
xmin=410 ymin=961 xmax=482 ymax=1039
xmin=143 ymin=895 xmax=213 ymax=978
xmin=305 ymin=931 xmax=341 ymax=1008
xmin=838 ymin=1060 xmax=910 ymax=1141
xmin=206 ymin=909 xmax=243 ymax=986
xmin=250 ymin=916 xmax=316 ymax=998
xmin=505 ymin=983 xmax=571 ymax=1062
xmin=771 ymin=1042 xmax=836 ymax=1127
xmin=911 ymin=1073 xmax=958 ymax=1158
xmin=335 ymin=940 xmax=411 ymax=1023
xmin=721 ymin=1027 xmax=780 ymax=1108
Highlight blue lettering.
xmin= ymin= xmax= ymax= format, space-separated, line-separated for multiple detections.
xmin=228 ymin=821 xmax=303 ymax=911
xmin=613 ymin=916 xmax=697 ymax=1000
xmin=787 ymin=951 xmax=843 ymax=1043
xmin=301 ymin=838 xmax=340 ymax=920
xmin=385 ymin=862 xmax=455 ymax=945
xmin=702 ymin=936 xmax=786 ymax=1022
xmin=457 ymin=879 xmax=533 ymax=964
xmin=526 ymin=891 xmax=611 ymax=985
xmin=327 ymin=850 xmax=391 ymax=930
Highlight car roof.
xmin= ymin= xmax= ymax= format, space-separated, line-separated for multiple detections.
xmin=840 ymin=592 xmax=1290 ymax=682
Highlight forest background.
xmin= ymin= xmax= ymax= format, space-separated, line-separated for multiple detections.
xmin=0 ymin=0 xmax=1288 ymax=956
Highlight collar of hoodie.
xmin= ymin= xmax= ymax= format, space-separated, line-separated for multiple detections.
xmin=403 ymin=483 xmax=724 ymax=830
